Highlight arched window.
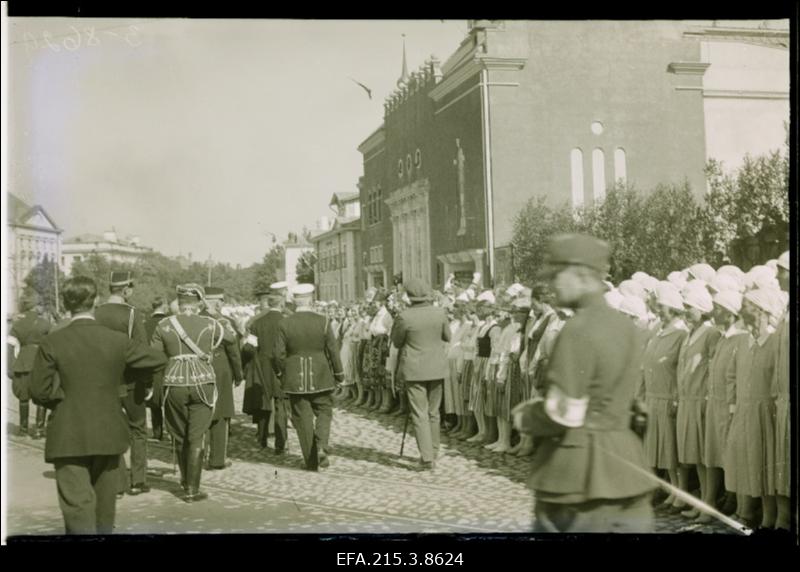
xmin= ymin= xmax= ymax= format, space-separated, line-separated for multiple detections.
xmin=570 ymin=148 xmax=585 ymax=208
xmin=614 ymin=148 xmax=627 ymax=185
xmin=592 ymin=148 xmax=606 ymax=202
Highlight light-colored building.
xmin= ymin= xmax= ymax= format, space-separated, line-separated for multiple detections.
xmin=6 ymin=194 xmax=63 ymax=315
xmin=62 ymin=230 xmax=153 ymax=275
xmin=283 ymin=234 xmax=314 ymax=289
xmin=310 ymin=192 xmax=363 ymax=302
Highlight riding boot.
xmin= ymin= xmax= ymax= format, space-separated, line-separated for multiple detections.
xmin=32 ymin=406 xmax=47 ymax=439
xmin=18 ymin=401 xmax=30 ymax=436
xmin=184 ymin=446 xmax=208 ymax=503
xmin=257 ymin=415 xmax=269 ymax=448
xmin=178 ymin=443 xmax=189 ymax=491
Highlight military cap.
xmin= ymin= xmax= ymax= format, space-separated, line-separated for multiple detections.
xmin=713 ymin=290 xmax=743 ymax=316
xmin=292 ymin=283 xmax=315 ymax=296
xmin=270 ymin=281 xmax=289 ymax=292
xmin=110 ymin=271 xmax=133 ymax=287
xmin=539 ymin=233 xmax=611 ymax=277
xmin=204 ymin=286 xmax=225 ymax=300
xmin=176 ymin=283 xmax=205 ymax=300
xmin=777 ymin=251 xmax=789 ymax=271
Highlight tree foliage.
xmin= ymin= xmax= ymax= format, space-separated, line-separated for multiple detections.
xmin=295 ymin=250 xmax=317 ymax=285
xmin=20 ymin=257 xmax=67 ymax=316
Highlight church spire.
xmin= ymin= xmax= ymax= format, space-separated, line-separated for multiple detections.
xmin=397 ymin=34 xmax=409 ymax=87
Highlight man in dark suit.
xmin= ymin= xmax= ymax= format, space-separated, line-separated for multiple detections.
xmin=202 ymin=287 xmax=244 ymax=470
xmin=242 ymin=287 xmax=289 ymax=452
xmin=94 ymin=271 xmax=151 ymax=496
xmin=392 ymin=278 xmax=450 ymax=470
xmin=29 ymin=276 xmax=166 ymax=534
xmin=9 ymin=299 xmax=52 ymax=438
xmin=144 ymin=297 xmax=170 ymax=441
xmin=274 ymin=284 xmax=344 ymax=471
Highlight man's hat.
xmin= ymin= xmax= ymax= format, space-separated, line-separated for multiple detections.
xmin=270 ymin=281 xmax=289 ymax=291
xmin=291 ymin=283 xmax=315 ymax=297
xmin=539 ymin=233 xmax=611 ymax=277
xmin=176 ymin=283 xmax=205 ymax=300
xmin=404 ymin=278 xmax=432 ymax=302
xmin=777 ymin=251 xmax=789 ymax=271
xmin=110 ymin=272 xmax=133 ymax=288
xmin=204 ymin=286 xmax=225 ymax=300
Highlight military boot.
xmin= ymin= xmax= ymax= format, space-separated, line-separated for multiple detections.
xmin=183 ymin=446 xmax=209 ymax=503
xmin=31 ymin=406 xmax=46 ymax=439
xmin=17 ymin=402 xmax=29 ymax=437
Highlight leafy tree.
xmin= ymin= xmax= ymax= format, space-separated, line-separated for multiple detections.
xmin=20 ymin=256 xmax=67 ymax=317
xmin=295 ymin=250 xmax=317 ymax=285
xmin=252 ymin=244 xmax=285 ymax=296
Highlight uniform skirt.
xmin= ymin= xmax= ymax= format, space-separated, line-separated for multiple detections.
xmin=676 ymin=397 xmax=705 ymax=465
xmin=703 ymin=397 xmax=730 ymax=469
xmin=644 ymin=396 xmax=678 ymax=471
xmin=506 ymin=360 xmax=524 ymax=421
xmin=724 ymin=398 xmax=775 ymax=497
xmin=469 ymin=357 xmax=489 ymax=415
xmin=483 ymin=363 xmax=498 ymax=418
xmin=445 ymin=358 xmax=463 ymax=416
xmin=356 ymin=340 xmax=368 ymax=386
xmin=340 ymin=340 xmax=359 ymax=386
xmin=774 ymin=397 xmax=790 ymax=496
xmin=362 ymin=336 xmax=389 ymax=389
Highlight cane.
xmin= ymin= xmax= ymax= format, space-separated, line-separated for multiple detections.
xmin=399 ymin=409 xmax=411 ymax=458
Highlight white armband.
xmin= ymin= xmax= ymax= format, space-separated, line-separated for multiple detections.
xmin=544 ymin=385 xmax=589 ymax=428
xmin=246 ymin=334 xmax=259 ymax=347
xmin=8 ymin=336 xmax=21 ymax=359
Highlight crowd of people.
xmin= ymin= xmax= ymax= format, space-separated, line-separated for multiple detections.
xmin=6 ymin=236 xmax=791 ymax=535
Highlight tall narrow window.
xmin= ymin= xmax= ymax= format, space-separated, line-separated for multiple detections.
xmin=592 ymin=148 xmax=606 ymax=202
xmin=570 ymin=148 xmax=584 ymax=208
xmin=614 ymin=148 xmax=627 ymax=185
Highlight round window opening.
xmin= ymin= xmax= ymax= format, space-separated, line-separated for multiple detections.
xmin=591 ymin=121 xmax=604 ymax=135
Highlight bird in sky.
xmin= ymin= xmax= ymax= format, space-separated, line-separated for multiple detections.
xmin=348 ymin=77 xmax=372 ymax=100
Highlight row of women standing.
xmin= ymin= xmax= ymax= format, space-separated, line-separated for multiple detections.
xmin=637 ymin=255 xmax=790 ymax=531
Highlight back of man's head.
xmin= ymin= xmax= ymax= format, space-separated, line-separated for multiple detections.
xmin=63 ymin=276 xmax=98 ymax=314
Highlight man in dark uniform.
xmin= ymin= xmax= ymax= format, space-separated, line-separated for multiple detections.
xmin=144 ymin=297 xmax=170 ymax=440
xmin=29 ymin=276 xmax=166 ymax=534
xmin=513 ymin=234 xmax=656 ymax=533
xmin=151 ymin=284 xmax=225 ymax=502
xmin=242 ymin=286 xmax=289 ymax=452
xmin=274 ymin=283 xmax=344 ymax=471
xmin=94 ymin=272 xmax=151 ymax=496
xmin=202 ymin=287 xmax=244 ymax=470
xmin=9 ymin=299 xmax=52 ymax=438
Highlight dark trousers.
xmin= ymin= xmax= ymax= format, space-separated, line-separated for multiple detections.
xmin=165 ymin=385 xmax=215 ymax=483
xmin=120 ymin=386 xmax=148 ymax=487
xmin=147 ymin=402 xmax=163 ymax=438
xmin=255 ymin=398 xmax=289 ymax=450
xmin=288 ymin=391 xmax=333 ymax=470
xmin=54 ymin=455 xmax=120 ymax=534
xmin=533 ymin=493 xmax=654 ymax=533
xmin=207 ymin=418 xmax=229 ymax=467
xmin=405 ymin=379 xmax=443 ymax=463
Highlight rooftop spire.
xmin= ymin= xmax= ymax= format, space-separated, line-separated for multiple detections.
xmin=397 ymin=34 xmax=409 ymax=87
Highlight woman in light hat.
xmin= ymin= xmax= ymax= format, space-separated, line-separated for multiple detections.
xmin=443 ymin=302 xmax=467 ymax=433
xmin=724 ymin=288 xmax=780 ymax=529
xmin=338 ymin=306 xmax=361 ymax=402
xmin=675 ymin=286 xmax=721 ymax=519
xmin=353 ymin=304 xmax=372 ymax=407
xmin=503 ymin=298 xmax=531 ymax=454
xmin=687 ymin=263 xmax=716 ymax=284
xmin=701 ymin=289 xmax=747 ymax=523
xmin=467 ymin=293 xmax=499 ymax=444
xmin=486 ymin=305 xmax=519 ymax=453
xmin=639 ymin=285 xmax=689 ymax=511
xmin=453 ymin=301 xmax=480 ymax=439
xmin=773 ymin=250 xmax=790 ymax=530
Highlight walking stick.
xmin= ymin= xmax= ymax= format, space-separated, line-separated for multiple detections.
xmin=399 ymin=408 xmax=410 ymax=458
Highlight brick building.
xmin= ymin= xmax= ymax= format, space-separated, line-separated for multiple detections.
xmin=357 ymin=20 xmax=789 ymax=289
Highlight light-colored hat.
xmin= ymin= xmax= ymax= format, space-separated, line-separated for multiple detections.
xmin=619 ymin=295 xmax=648 ymax=320
xmin=745 ymin=265 xmax=777 ymax=289
xmin=506 ymin=283 xmax=525 ymax=298
xmin=476 ymin=290 xmax=496 ymax=305
xmin=604 ymin=289 xmax=624 ymax=310
xmin=777 ymin=251 xmax=789 ymax=271
xmin=657 ymin=283 xmax=685 ymax=311
xmin=683 ymin=287 xmax=713 ymax=314
xmin=681 ymin=279 xmax=709 ymax=295
xmin=619 ymin=279 xmax=648 ymax=301
xmin=765 ymin=259 xmax=779 ymax=271
xmin=631 ymin=271 xmax=651 ymax=285
xmin=717 ymin=265 xmax=745 ymax=281
xmin=709 ymin=273 xmax=744 ymax=294
xmin=291 ymin=283 xmax=315 ymax=296
xmin=176 ymin=283 xmax=205 ymax=300
xmin=752 ymin=275 xmax=780 ymax=292
xmin=667 ymin=271 xmax=688 ymax=289
xmin=511 ymin=297 xmax=532 ymax=311
xmin=471 ymin=272 xmax=482 ymax=286
xmin=602 ymin=280 xmax=615 ymax=292
xmin=687 ymin=263 xmax=716 ymax=284
xmin=657 ymin=280 xmax=681 ymax=298
xmin=270 ymin=281 xmax=289 ymax=291
xmin=455 ymin=292 xmax=470 ymax=303
xmin=744 ymin=287 xmax=782 ymax=317
xmin=713 ymin=290 xmax=743 ymax=316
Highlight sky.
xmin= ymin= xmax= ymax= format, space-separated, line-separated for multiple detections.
xmin=8 ymin=18 xmax=467 ymax=266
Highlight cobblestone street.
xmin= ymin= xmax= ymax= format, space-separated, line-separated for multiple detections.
xmin=5 ymin=388 xmax=735 ymax=536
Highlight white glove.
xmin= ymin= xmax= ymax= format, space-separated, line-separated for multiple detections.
xmin=246 ymin=334 xmax=259 ymax=347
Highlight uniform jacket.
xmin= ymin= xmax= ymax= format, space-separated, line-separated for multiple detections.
xmin=9 ymin=312 xmax=52 ymax=373
xmin=637 ymin=319 xmax=689 ymax=404
xmin=518 ymin=293 xmax=655 ymax=503
xmin=391 ymin=302 xmax=450 ymax=382
xmin=243 ymin=310 xmax=284 ymax=413
xmin=95 ymin=300 xmax=148 ymax=389
xmin=202 ymin=311 xmax=244 ymax=420
xmin=274 ymin=309 xmax=343 ymax=395
xmin=677 ymin=322 xmax=721 ymax=401
xmin=29 ymin=318 xmax=166 ymax=462
xmin=143 ymin=311 xmax=169 ymax=406
xmin=150 ymin=313 xmax=225 ymax=387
